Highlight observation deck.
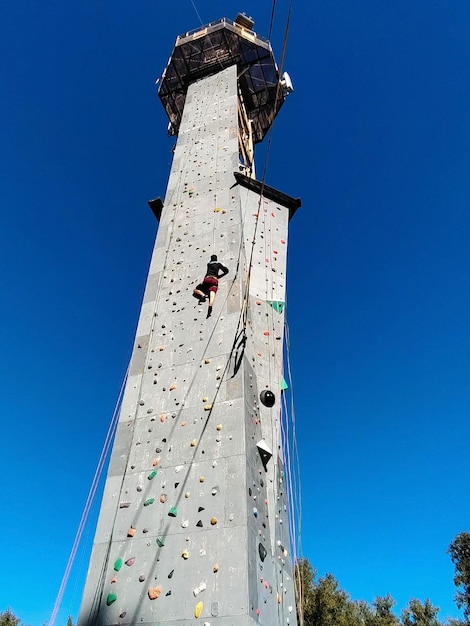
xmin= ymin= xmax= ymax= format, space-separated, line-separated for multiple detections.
xmin=157 ymin=16 xmax=285 ymax=143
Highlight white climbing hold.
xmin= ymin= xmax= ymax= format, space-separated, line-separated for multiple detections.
xmin=193 ymin=581 xmax=207 ymax=596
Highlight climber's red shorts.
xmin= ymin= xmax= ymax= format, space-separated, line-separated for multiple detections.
xmin=197 ymin=276 xmax=219 ymax=294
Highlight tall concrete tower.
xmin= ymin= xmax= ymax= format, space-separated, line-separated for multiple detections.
xmin=78 ymin=15 xmax=300 ymax=626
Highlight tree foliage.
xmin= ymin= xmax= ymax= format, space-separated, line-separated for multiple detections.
xmin=0 ymin=610 xmax=21 ymax=626
xmin=448 ymin=532 xmax=470 ymax=621
xmin=402 ymin=599 xmax=441 ymax=626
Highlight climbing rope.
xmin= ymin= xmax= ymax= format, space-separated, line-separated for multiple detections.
xmin=49 ymin=365 xmax=129 ymax=626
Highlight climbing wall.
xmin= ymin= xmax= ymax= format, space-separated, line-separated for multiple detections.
xmin=77 ymin=63 xmax=298 ymax=626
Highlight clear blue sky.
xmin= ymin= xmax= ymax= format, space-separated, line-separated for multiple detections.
xmin=1 ymin=1 xmax=469 ymax=624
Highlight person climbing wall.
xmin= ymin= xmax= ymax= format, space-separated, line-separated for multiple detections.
xmin=193 ymin=254 xmax=229 ymax=318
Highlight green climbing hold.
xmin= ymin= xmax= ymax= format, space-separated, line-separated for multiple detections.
xmin=268 ymin=300 xmax=285 ymax=314
xmin=113 ymin=558 xmax=123 ymax=571
xmin=280 ymin=375 xmax=288 ymax=391
xmin=157 ymin=537 xmax=165 ymax=547
xmin=148 ymin=470 xmax=157 ymax=480
xmin=107 ymin=592 xmax=117 ymax=605
xmin=168 ymin=506 xmax=177 ymax=517
xmin=144 ymin=498 xmax=155 ymax=506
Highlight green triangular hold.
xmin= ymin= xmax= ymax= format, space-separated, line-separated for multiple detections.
xmin=113 ymin=558 xmax=123 ymax=571
xmin=107 ymin=593 xmax=117 ymax=605
xmin=280 ymin=375 xmax=288 ymax=391
xmin=267 ymin=300 xmax=285 ymax=314
xmin=168 ymin=506 xmax=177 ymax=517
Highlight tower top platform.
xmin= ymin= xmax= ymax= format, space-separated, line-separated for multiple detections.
xmin=158 ymin=16 xmax=285 ymax=143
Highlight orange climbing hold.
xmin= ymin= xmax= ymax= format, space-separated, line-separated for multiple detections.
xmin=169 ymin=383 xmax=177 ymax=391
xmin=127 ymin=528 xmax=135 ymax=537
xmin=148 ymin=585 xmax=162 ymax=600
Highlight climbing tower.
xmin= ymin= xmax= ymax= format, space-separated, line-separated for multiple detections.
xmin=77 ymin=15 xmax=300 ymax=626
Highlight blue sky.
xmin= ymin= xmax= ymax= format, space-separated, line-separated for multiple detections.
xmin=1 ymin=1 xmax=469 ymax=624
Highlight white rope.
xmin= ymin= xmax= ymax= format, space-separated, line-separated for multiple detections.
xmin=49 ymin=365 xmax=129 ymax=626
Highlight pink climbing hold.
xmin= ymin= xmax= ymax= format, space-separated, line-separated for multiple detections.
xmin=125 ymin=557 xmax=135 ymax=566
xmin=263 ymin=331 xmax=269 ymax=336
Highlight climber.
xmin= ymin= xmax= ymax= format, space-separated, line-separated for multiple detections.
xmin=193 ymin=254 xmax=229 ymax=318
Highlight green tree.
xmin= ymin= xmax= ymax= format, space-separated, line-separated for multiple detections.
xmin=448 ymin=532 xmax=470 ymax=621
xmin=365 ymin=595 xmax=400 ymax=626
xmin=0 ymin=609 xmax=21 ymax=626
xmin=402 ymin=598 xmax=441 ymax=626
xmin=294 ymin=559 xmax=364 ymax=626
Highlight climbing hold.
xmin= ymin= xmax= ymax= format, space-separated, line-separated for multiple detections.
xmin=169 ymin=383 xmax=177 ymax=391
xmin=160 ymin=494 xmax=167 ymax=503
xmin=184 ymin=491 xmax=190 ymax=498
xmin=193 ymin=582 xmax=207 ymax=596
xmin=153 ymin=459 xmax=160 ymax=467
xmin=139 ymin=574 xmax=146 ymax=582
xmin=263 ymin=331 xmax=270 ymax=336
xmin=156 ymin=537 xmax=165 ymax=547
xmin=127 ymin=528 xmax=135 ymax=537
xmin=148 ymin=585 xmax=162 ymax=600
xmin=204 ymin=358 xmax=210 ymax=364
xmin=114 ymin=558 xmax=123 ymax=571
xmin=168 ymin=506 xmax=177 ymax=517
xmin=181 ymin=421 xmax=187 ymax=427
xmin=190 ymin=439 xmax=198 ymax=447
xmin=202 ymin=396 xmax=208 ymax=402
xmin=110 ymin=577 xmax=117 ymax=584
xmin=213 ymin=563 xmax=219 ymax=573
xmin=268 ymin=300 xmax=285 ymax=314
xmin=280 ymin=375 xmax=288 ymax=391
xmin=181 ymin=550 xmax=189 ymax=559
xmin=199 ymin=476 xmax=205 ymax=483
xmin=119 ymin=501 xmax=130 ymax=508
xmin=259 ymin=543 xmax=267 ymax=562
xmin=168 ymin=569 xmax=174 ymax=578
xmin=148 ymin=470 xmax=157 ymax=480
xmin=195 ymin=601 xmax=203 ymax=618
xmin=125 ymin=557 xmax=135 ymax=566
xmin=198 ymin=506 xmax=205 ymax=512
xmin=144 ymin=498 xmax=155 ymax=506
xmin=253 ymin=507 xmax=258 ymax=517
xmin=256 ymin=440 xmax=273 ymax=470
xmin=181 ymin=520 xmax=189 ymax=528
xmin=260 ymin=390 xmax=275 ymax=408
xmin=106 ymin=593 xmax=117 ymax=605
xmin=210 ymin=517 xmax=218 ymax=525
xmin=160 ymin=414 xmax=166 ymax=423
xmin=204 ymin=404 xmax=212 ymax=411
xmin=216 ymin=424 xmax=222 ymax=431
xmin=196 ymin=520 xmax=203 ymax=527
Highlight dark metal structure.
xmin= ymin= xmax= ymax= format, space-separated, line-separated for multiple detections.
xmin=158 ymin=16 xmax=285 ymax=143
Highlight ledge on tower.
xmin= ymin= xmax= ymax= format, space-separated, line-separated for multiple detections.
xmin=234 ymin=172 xmax=301 ymax=220
xmin=157 ymin=16 xmax=285 ymax=144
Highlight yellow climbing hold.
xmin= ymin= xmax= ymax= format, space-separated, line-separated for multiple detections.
xmin=216 ymin=424 xmax=222 ymax=431
xmin=202 ymin=396 xmax=208 ymax=402
xmin=199 ymin=476 xmax=205 ymax=483
xmin=214 ymin=207 xmax=221 ymax=212
xmin=210 ymin=516 xmax=218 ymax=525
xmin=190 ymin=439 xmax=198 ymax=447
xmin=204 ymin=404 xmax=212 ymax=411
xmin=195 ymin=601 xmax=203 ymax=618
xmin=213 ymin=563 xmax=219 ymax=573
xmin=204 ymin=358 xmax=210 ymax=364
xmin=182 ymin=550 xmax=189 ymax=559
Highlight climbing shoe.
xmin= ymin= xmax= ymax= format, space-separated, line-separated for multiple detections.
xmin=206 ymin=306 xmax=213 ymax=318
